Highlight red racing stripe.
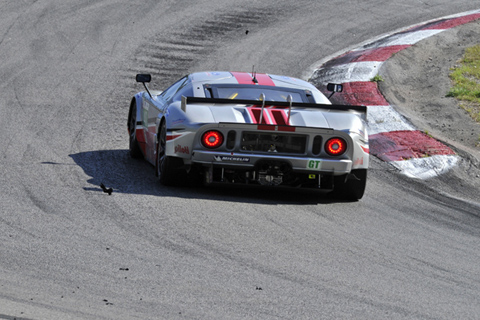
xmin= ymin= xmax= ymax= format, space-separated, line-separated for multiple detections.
xmin=246 ymin=106 xmax=291 ymax=126
xmin=277 ymin=125 xmax=295 ymax=132
xmin=369 ymin=130 xmax=455 ymax=162
xmin=257 ymin=124 xmax=275 ymax=130
xmin=257 ymin=124 xmax=296 ymax=132
xmin=135 ymin=128 xmax=146 ymax=155
xmin=231 ymin=72 xmax=275 ymax=86
xmin=166 ymin=134 xmax=182 ymax=141
xmin=246 ymin=107 xmax=268 ymax=124
xmin=266 ymin=109 xmax=289 ymax=125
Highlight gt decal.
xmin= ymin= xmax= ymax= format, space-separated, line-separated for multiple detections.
xmin=307 ymin=159 xmax=322 ymax=170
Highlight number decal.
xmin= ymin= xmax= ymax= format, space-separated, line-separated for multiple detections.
xmin=307 ymin=159 xmax=322 ymax=170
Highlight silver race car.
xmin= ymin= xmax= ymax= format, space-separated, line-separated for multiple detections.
xmin=128 ymin=71 xmax=368 ymax=200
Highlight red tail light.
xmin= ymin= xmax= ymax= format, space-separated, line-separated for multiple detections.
xmin=202 ymin=130 xmax=224 ymax=149
xmin=325 ymin=138 xmax=347 ymax=156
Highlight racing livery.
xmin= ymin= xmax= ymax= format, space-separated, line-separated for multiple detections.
xmin=128 ymin=71 xmax=369 ymax=200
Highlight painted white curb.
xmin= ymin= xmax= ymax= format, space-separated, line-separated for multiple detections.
xmin=367 ymin=105 xmax=416 ymax=135
xmin=308 ymin=10 xmax=480 ymax=179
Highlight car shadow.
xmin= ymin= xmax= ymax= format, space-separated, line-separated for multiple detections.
xmin=67 ymin=149 xmax=350 ymax=205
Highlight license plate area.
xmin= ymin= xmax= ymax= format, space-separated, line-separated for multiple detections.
xmin=240 ymin=132 xmax=306 ymax=154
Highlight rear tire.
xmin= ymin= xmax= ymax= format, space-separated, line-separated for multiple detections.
xmin=332 ymin=169 xmax=367 ymax=201
xmin=156 ymin=121 xmax=186 ymax=186
xmin=128 ymin=101 xmax=143 ymax=159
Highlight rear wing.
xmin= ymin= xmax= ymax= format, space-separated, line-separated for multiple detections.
xmin=181 ymin=96 xmax=367 ymax=120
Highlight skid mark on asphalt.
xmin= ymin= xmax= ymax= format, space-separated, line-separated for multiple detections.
xmin=123 ymin=6 xmax=290 ymax=87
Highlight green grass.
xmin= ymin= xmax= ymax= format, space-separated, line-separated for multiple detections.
xmin=370 ymin=74 xmax=384 ymax=82
xmin=447 ymin=44 xmax=480 ymax=123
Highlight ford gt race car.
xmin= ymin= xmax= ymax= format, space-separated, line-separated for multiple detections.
xmin=127 ymin=71 xmax=368 ymax=200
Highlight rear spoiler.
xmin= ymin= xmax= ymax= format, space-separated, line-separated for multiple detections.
xmin=181 ymin=96 xmax=367 ymax=120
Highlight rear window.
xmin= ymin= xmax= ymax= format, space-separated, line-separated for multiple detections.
xmin=172 ymin=82 xmax=194 ymax=101
xmin=205 ymin=84 xmax=313 ymax=103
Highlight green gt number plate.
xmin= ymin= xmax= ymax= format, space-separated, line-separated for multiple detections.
xmin=307 ymin=159 xmax=322 ymax=170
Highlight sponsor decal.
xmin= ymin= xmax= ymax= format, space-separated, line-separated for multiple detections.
xmin=307 ymin=159 xmax=322 ymax=170
xmin=354 ymin=157 xmax=364 ymax=166
xmin=214 ymin=156 xmax=250 ymax=162
xmin=171 ymin=118 xmax=186 ymax=125
xmin=175 ymin=145 xmax=190 ymax=154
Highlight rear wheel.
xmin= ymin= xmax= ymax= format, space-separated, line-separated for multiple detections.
xmin=128 ymin=101 xmax=143 ymax=159
xmin=156 ymin=121 xmax=186 ymax=186
xmin=332 ymin=169 xmax=367 ymax=201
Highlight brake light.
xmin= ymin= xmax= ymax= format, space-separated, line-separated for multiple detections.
xmin=202 ymin=130 xmax=224 ymax=149
xmin=325 ymin=138 xmax=347 ymax=156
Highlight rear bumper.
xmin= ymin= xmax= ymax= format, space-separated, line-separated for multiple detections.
xmin=191 ymin=150 xmax=352 ymax=175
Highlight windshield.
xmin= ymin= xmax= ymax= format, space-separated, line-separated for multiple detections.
xmin=207 ymin=85 xmax=310 ymax=103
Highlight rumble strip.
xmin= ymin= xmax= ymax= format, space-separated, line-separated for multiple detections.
xmin=309 ymin=9 xmax=480 ymax=179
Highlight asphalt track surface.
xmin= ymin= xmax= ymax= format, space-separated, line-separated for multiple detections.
xmin=1 ymin=1 xmax=480 ymax=319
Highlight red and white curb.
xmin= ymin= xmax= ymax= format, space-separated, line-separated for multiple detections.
xmin=309 ymin=9 xmax=480 ymax=179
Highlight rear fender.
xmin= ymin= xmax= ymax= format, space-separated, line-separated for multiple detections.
xmin=350 ymin=132 xmax=369 ymax=169
xmin=134 ymin=92 xmax=144 ymax=124
xmin=161 ymin=114 xmax=196 ymax=160
xmin=128 ymin=93 xmax=148 ymax=158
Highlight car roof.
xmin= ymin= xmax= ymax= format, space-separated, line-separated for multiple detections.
xmin=188 ymin=71 xmax=317 ymax=91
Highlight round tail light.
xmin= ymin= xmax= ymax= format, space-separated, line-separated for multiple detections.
xmin=325 ymin=137 xmax=347 ymax=156
xmin=202 ymin=130 xmax=224 ymax=149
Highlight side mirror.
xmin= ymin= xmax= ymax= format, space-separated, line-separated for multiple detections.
xmin=327 ymin=83 xmax=343 ymax=93
xmin=136 ymin=74 xmax=151 ymax=83
xmin=136 ymin=74 xmax=152 ymax=98
xmin=326 ymin=83 xmax=343 ymax=99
